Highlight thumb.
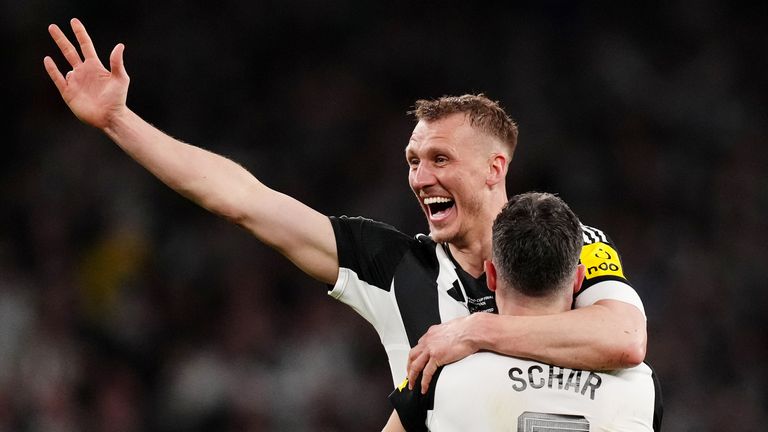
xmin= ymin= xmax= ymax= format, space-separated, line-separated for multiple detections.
xmin=109 ymin=43 xmax=128 ymax=78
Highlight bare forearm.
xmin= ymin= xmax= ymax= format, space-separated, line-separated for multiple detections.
xmin=101 ymin=108 xmax=338 ymax=283
xmin=473 ymin=300 xmax=647 ymax=370
xmin=103 ymin=108 xmax=261 ymax=221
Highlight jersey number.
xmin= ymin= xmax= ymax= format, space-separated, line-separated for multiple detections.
xmin=517 ymin=412 xmax=589 ymax=431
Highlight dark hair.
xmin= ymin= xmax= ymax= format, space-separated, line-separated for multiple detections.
xmin=491 ymin=192 xmax=582 ymax=297
xmin=410 ymin=94 xmax=519 ymax=155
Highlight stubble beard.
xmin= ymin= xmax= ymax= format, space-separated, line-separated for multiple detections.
xmin=430 ymin=193 xmax=485 ymax=246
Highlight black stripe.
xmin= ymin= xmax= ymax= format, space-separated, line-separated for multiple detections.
xmin=583 ymin=225 xmax=606 ymax=243
xmin=582 ymin=228 xmax=596 ymax=244
xmin=646 ymin=363 xmax=664 ymax=432
xmin=394 ymin=242 xmax=442 ymax=348
xmin=647 ymin=362 xmax=664 ymax=431
xmin=424 ymin=366 xmax=443 ymax=410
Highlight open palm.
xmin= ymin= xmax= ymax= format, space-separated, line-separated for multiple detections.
xmin=44 ymin=18 xmax=129 ymax=130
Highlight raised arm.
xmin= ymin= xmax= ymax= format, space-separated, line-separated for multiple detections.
xmin=407 ymin=300 xmax=646 ymax=394
xmin=44 ymin=18 xmax=338 ymax=283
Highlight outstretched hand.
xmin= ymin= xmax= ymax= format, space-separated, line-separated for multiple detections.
xmin=44 ymin=18 xmax=129 ymax=130
xmin=406 ymin=315 xmax=481 ymax=394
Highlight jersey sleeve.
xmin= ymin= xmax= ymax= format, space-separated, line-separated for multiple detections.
xmin=328 ymin=215 xmax=414 ymax=290
xmin=576 ymin=224 xmax=646 ymax=316
xmin=388 ymin=371 xmax=440 ymax=432
xmin=327 ymin=215 xmax=417 ymax=336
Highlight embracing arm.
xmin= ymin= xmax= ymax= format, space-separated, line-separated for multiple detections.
xmin=472 ymin=299 xmax=646 ymax=368
xmin=44 ymin=19 xmax=338 ymax=283
xmin=408 ymin=299 xmax=646 ymax=393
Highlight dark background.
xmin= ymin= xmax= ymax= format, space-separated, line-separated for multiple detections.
xmin=2 ymin=1 xmax=766 ymax=430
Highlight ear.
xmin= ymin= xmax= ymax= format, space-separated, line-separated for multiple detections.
xmin=573 ymin=264 xmax=586 ymax=295
xmin=484 ymin=260 xmax=498 ymax=292
xmin=486 ymin=152 xmax=509 ymax=186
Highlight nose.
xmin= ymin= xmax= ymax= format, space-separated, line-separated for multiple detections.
xmin=411 ymin=162 xmax=436 ymax=190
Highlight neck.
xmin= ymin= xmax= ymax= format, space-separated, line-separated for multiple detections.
xmin=448 ymin=191 xmax=507 ymax=277
xmin=448 ymin=242 xmax=489 ymax=278
xmin=496 ymin=290 xmax=572 ymax=317
xmin=448 ymin=196 xmax=506 ymax=277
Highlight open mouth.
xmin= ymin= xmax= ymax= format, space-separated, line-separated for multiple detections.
xmin=424 ymin=196 xmax=455 ymax=218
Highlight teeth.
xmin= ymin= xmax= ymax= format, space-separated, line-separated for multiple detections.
xmin=423 ymin=197 xmax=454 ymax=205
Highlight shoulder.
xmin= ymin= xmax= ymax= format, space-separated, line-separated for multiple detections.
xmin=580 ymin=223 xmax=613 ymax=246
xmin=575 ymin=223 xmax=647 ymax=314
xmin=331 ymin=216 xmax=430 ymax=288
xmin=330 ymin=215 xmax=410 ymax=238
xmin=579 ymin=223 xmax=627 ymax=282
xmin=330 ymin=215 xmax=416 ymax=252
xmin=438 ymin=352 xmax=515 ymax=388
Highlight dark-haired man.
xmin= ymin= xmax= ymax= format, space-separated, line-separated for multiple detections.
xmin=389 ymin=192 xmax=662 ymax=431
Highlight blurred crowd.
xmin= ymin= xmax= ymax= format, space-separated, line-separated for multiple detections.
xmin=2 ymin=1 xmax=766 ymax=431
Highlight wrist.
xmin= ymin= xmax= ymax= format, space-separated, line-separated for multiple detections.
xmin=103 ymin=105 xmax=132 ymax=136
xmin=465 ymin=312 xmax=494 ymax=352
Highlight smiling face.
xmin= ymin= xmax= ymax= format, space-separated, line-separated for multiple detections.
xmin=406 ymin=112 xmax=507 ymax=246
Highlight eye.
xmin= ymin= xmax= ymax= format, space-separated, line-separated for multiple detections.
xmin=408 ymin=158 xmax=420 ymax=168
xmin=435 ymin=155 xmax=449 ymax=164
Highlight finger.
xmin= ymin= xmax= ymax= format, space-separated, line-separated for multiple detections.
xmin=407 ymin=351 xmax=429 ymax=390
xmin=109 ymin=43 xmax=127 ymax=78
xmin=407 ymin=344 xmax=422 ymax=370
xmin=43 ymin=56 xmax=67 ymax=94
xmin=48 ymin=23 xmax=82 ymax=67
xmin=420 ymin=359 xmax=439 ymax=395
xmin=70 ymin=18 xmax=99 ymax=61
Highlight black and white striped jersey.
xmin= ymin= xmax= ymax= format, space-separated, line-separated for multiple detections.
xmin=328 ymin=216 xmax=644 ymax=385
xmin=389 ymin=353 xmax=663 ymax=432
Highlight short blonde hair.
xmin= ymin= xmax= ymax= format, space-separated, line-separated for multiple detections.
xmin=410 ymin=94 xmax=519 ymax=155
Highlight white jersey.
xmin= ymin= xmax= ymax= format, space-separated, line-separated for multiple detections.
xmin=328 ymin=216 xmax=646 ymax=385
xmin=390 ymin=352 xmax=663 ymax=431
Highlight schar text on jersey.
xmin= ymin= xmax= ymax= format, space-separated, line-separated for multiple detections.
xmin=508 ymin=365 xmax=602 ymax=400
